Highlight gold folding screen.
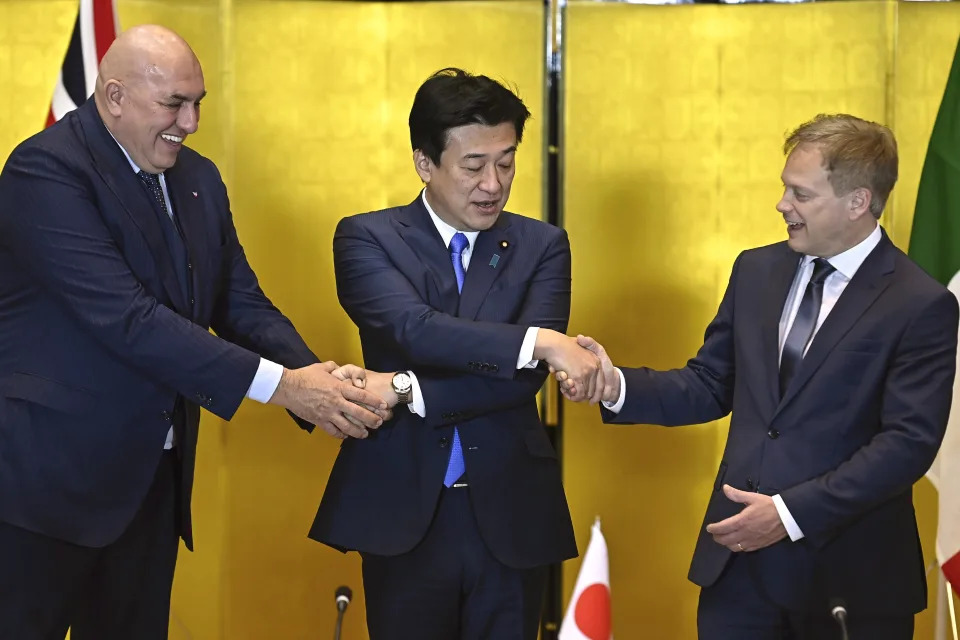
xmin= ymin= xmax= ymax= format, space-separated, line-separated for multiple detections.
xmin=2 ymin=1 xmax=960 ymax=638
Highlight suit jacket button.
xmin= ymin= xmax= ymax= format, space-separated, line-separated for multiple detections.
xmin=160 ymin=410 xmax=172 ymax=422
xmin=768 ymin=429 xmax=780 ymax=439
xmin=491 ymin=364 xmax=499 ymax=372
xmin=439 ymin=437 xmax=449 ymax=448
xmin=745 ymin=478 xmax=755 ymax=490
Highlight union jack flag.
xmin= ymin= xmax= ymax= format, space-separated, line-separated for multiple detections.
xmin=47 ymin=0 xmax=119 ymax=127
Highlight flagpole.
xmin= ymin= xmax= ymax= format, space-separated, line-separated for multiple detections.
xmin=948 ymin=576 xmax=959 ymax=640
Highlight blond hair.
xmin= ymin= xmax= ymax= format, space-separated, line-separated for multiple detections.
xmin=784 ymin=114 xmax=898 ymax=218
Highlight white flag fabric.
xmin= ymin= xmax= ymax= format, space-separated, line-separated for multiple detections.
xmin=927 ymin=272 xmax=960 ymax=595
xmin=559 ymin=518 xmax=612 ymax=640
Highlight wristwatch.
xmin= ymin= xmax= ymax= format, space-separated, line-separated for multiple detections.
xmin=391 ymin=372 xmax=413 ymax=404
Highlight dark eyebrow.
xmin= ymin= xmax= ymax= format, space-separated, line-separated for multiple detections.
xmin=169 ymin=90 xmax=207 ymax=103
xmin=462 ymin=146 xmax=518 ymax=161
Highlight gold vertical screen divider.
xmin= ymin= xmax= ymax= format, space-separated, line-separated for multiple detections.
xmin=3 ymin=1 xmax=960 ymax=638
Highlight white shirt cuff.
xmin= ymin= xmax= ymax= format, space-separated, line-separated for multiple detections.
xmin=601 ymin=368 xmax=627 ymax=413
xmin=772 ymin=494 xmax=805 ymax=541
xmin=246 ymin=358 xmax=284 ymax=403
xmin=407 ymin=370 xmax=425 ymax=417
xmin=518 ymin=327 xmax=540 ymax=369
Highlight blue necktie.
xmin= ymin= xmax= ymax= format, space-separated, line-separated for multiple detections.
xmin=443 ymin=232 xmax=469 ymax=487
xmin=779 ymin=258 xmax=835 ymax=396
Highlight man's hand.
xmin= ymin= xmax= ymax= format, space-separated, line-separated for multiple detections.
xmin=534 ymin=329 xmax=604 ymax=403
xmin=555 ymin=335 xmax=620 ymax=404
xmin=332 ymin=366 xmax=399 ymax=408
xmin=704 ymin=484 xmax=788 ymax=553
xmin=268 ymin=361 xmax=388 ymax=439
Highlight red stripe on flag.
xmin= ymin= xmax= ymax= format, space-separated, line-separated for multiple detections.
xmin=92 ymin=0 xmax=117 ymax=62
xmin=943 ymin=552 xmax=960 ymax=596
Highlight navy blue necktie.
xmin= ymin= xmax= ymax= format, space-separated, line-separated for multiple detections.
xmin=443 ymin=232 xmax=469 ymax=487
xmin=779 ymin=258 xmax=835 ymax=396
xmin=138 ymin=171 xmax=191 ymax=302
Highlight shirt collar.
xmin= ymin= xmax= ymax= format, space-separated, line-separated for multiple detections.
xmin=421 ymin=190 xmax=479 ymax=252
xmin=802 ymin=223 xmax=882 ymax=280
xmin=107 ymin=129 xmax=149 ymax=176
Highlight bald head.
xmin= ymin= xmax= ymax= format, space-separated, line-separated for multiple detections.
xmin=95 ymin=25 xmax=205 ymax=173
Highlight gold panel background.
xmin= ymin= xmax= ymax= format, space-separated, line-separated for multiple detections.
xmin=2 ymin=1 xmax=960 ymax=638
xmin=563 ymin=2 xmax=960 ymax=639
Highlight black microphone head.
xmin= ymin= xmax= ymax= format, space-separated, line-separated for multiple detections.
xmin=335 ymin=585 xmax=353 ymax=611
xmin=828 ymin=597 xmax=847 ymax=617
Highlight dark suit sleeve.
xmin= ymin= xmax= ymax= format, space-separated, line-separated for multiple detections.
xmin=412 ymin=232 xmax=570 ymax=424
xmin=602 ymin=254 xmax=740 ymax=426
xmin=0 ymin=143 xmax=258 ymax=420
xmin=780 ymin=289 xmax=959 ymax=547
xmin=333 ymin=215 xmax=569 ymax=380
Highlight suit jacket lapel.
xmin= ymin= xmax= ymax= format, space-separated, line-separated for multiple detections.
xmin=164 ymin=162 xmax=203 ymax=318
xmin=459 ymin=216 xmax=514 ymax=319
xmin=76 ymin=99 xmax=190 ymax=314
xmin=395 ymin=197 xmax=460 ymax=314
xmin=776 ymin=234 xmax=895 ymax=413
xmin=760 ymin=246 xmax=804 ymax=411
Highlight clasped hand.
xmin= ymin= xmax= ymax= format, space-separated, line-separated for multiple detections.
xmin=547 ymin=333 xmax=620 ymax=405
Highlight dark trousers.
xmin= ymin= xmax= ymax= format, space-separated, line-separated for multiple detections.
xmin=362 ymin=486 xmax=547 ymax=640
xmin=0 ymin=451 xmax=180 ymax=640
xmin=698 ymin=554 xmax=914 ymax=640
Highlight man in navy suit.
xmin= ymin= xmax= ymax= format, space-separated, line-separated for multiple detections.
xmin=0 ymin=25 xmax=387 ymax=640
xmin=310 ymin=68 xmax=604 ymax=640
xmin=564 ymin=114 xmax=959 ymax=639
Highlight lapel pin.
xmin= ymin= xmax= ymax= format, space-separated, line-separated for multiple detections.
xmin=191 ymin=191 xmax=198 ymax=198
xmin=489 ymin=254 xmax=500 ymax=268
xmin=500 ymin=240 xmax=509 ymax=249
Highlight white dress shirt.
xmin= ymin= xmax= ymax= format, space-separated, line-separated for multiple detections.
xmin=112 ymin=139 xmax=283 ymax=449
xmin=407 ymin=190 xmax=540 ymax=417
xmin=604 ymin=223 xmax=882 ymax=540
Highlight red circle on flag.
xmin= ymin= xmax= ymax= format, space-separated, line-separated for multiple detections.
xmin=574 ymin=583 xmax=611 ymax=640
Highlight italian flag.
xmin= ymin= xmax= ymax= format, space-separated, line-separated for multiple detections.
xmin=909 ymin=35 xmax=960 ymax=594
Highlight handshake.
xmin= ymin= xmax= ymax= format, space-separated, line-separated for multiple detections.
xmin=267 ymin=329 xmax=618 ymax=441
xmin=533 ymin=329 xmax=619 ymax=406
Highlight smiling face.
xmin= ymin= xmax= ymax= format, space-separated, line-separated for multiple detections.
xmin=776 ymin=143 xmax=874 ymax=258
xmin=95 ymin=25 xmax=205 ymax=173
xmin=108 ymin=60 xmax=204 ymax=173
xmin=415 ymin=122 xmax=518 ymax=232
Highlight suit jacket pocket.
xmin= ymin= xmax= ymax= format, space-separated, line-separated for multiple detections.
xmin=836 ymin=339 xmax=883 ymax=355
xmin=0 ymin=372 xmax=96 ymax=414
xmin=524 ymin=428 xmax=558 ymax=459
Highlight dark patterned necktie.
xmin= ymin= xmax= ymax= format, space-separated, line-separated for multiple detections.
xmin=779 ymin=258 xmax=836 ymax=396
xmin=138 ymin=170 xmax=171 ymax=218
xmin=137 ymin=170 xmax=191 ymax=301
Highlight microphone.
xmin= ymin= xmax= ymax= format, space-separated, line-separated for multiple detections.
xmin=333 ymin=585 xmax=352 ymax=640
xmin=829 ymin=598 xmax=849 ymax=640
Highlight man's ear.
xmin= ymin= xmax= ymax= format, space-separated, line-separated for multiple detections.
xmin=848 ymin=187 xmax=873 ymax=220
xmin=102 ymin=79 xmax=125 ymax=117
xmin=413 ymin=149 xmax=434 ymax=184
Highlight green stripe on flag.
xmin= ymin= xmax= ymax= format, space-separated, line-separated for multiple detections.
xmin=909 ymin=36 xmax=960 ymax=287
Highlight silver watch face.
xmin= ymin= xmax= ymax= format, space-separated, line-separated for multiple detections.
xmin=393 ymin=372 xmax=412 ymax=392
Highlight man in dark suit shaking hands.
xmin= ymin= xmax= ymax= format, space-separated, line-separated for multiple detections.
xmin=564 ymin=114 xmax=959 ymax=639
xmin=310 ymin=68 xmax=604 ymax=640
xmin=0 ymin=25 xmax=387 ymax=640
